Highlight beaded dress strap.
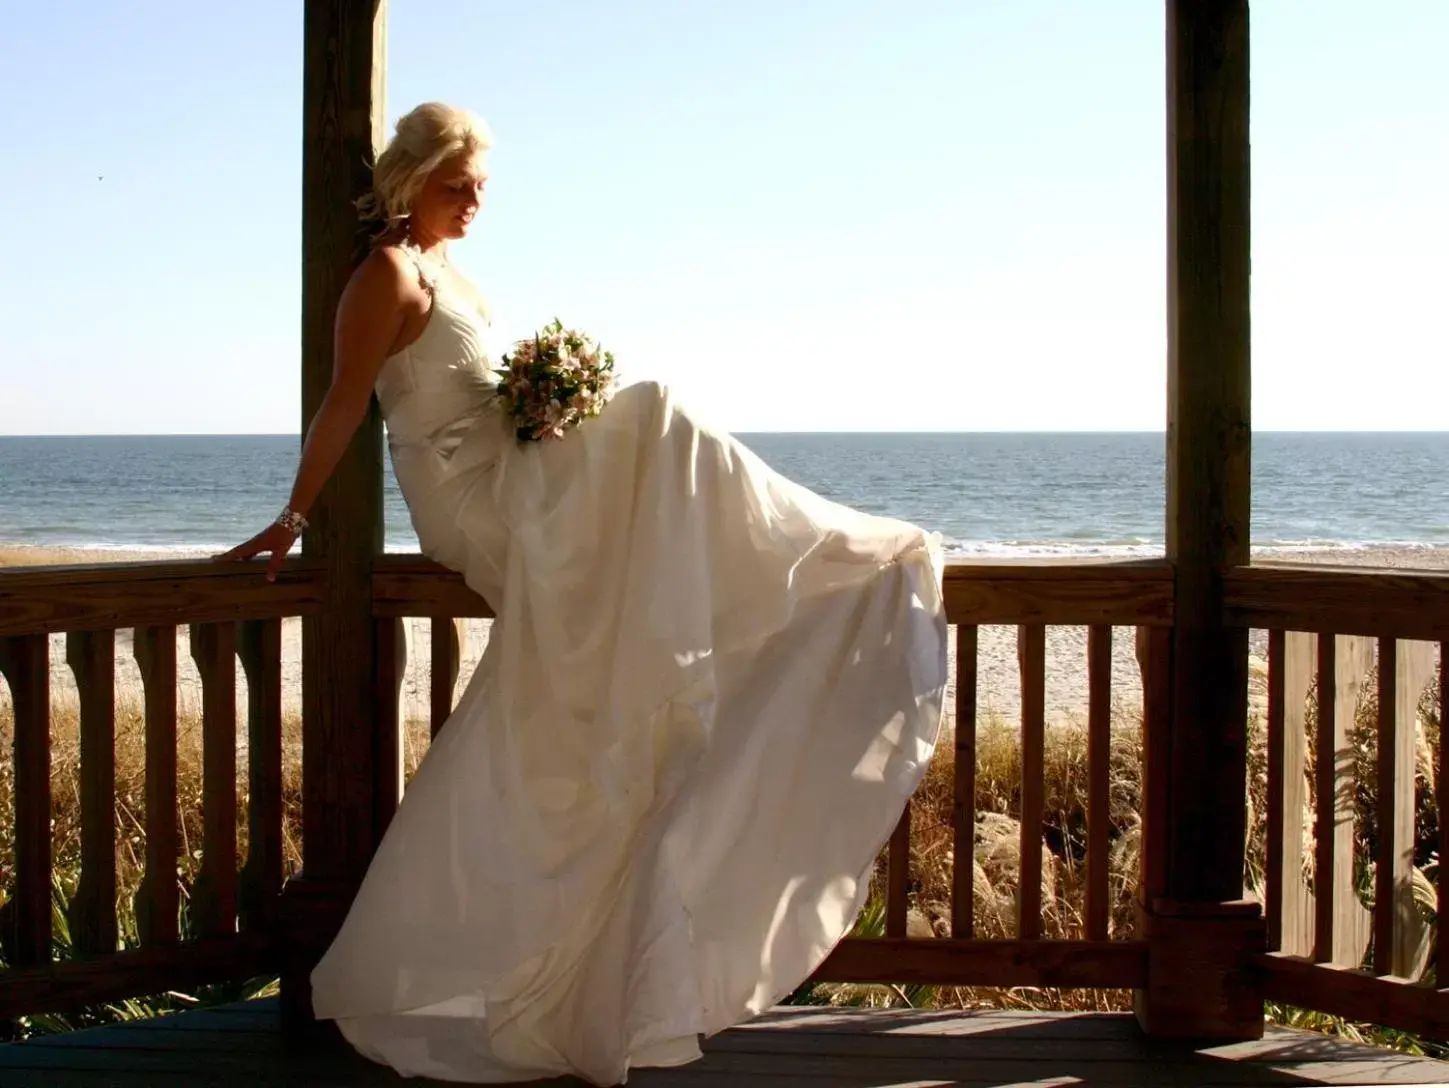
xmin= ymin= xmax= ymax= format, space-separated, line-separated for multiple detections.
xmin=398 ymin=242 xmax=440 ymax=296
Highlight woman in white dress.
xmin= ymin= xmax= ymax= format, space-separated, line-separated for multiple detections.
xmin=222 ymin=102 xmax=948 ymax=1085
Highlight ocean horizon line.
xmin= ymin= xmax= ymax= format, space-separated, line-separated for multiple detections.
xmin=5 ymin=429 xmax=1449 ymax=440
xmin=6 ymin=433 xmax=1445 ymax=559
xmin=7 ymin=538 xmax=1447 ymax=559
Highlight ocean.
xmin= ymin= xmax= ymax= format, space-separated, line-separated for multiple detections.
xmin=1 ymin=432 xmax=1446 ymax=559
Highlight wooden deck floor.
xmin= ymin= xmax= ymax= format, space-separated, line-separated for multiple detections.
xmin=2 ymin=999 xmax=1448 ymax=1087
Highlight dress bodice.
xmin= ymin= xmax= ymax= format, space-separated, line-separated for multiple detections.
xmin=374 ymin=246 xmax=502 ymax=455
xmin=375 ymin=245 xmax=513 ymax=586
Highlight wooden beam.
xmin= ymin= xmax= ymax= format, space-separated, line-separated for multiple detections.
xmin=1161 ymin=0 xmax=1252 ymax=906
xmin=812 ymin=938 xmax=1148 ymax=989
xmin=1226 ymin=563 xmax=1449 ymax=640
xmin=1257 ymin=953 xmax=1449 ymax=1041
xmin=1138 ymin=0 xmax=1259 ymax=1041
xmin=0 ymin=936 xmax=279 ymax=1020
xmin=0 ymin=560 xmax=325 ymax=637
xmin=297 ymin=0 xmax=387 ymax=880
xmin=286 ymin=0 xmax=388 ymax=1025
xmin=370 ymin=555 xmax=1175 ymax=627
xmin=944 ymin=561 xmax=1174 ymax=626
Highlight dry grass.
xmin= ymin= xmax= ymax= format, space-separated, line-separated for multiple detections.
xmin=809 ymin=668 xmax=1446 ymax=1045
xmin=0 ymin=695 xmax=434 ymax=955
xmin=809 ymin=712 xmax=1145 ymax=1014
xmin=1 ymin=694 xmax=1148 ymax=1016
xmin=0 ymin=659 xmax=1443 ymax=1054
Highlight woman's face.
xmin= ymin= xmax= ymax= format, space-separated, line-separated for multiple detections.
xmin=413 ymin=151 xmax=488 ymax=242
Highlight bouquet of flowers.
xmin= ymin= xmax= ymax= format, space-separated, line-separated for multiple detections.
xmin=495 ymin=319 xmax=617 ymax=442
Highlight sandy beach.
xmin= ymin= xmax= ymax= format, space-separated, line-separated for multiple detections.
xmin=4 ymin=544 xmax=1446 ymax=732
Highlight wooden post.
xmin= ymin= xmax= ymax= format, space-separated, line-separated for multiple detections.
xmin=1135 ymin=0 xmax=1263 ymax=1041
xmin=281 ymin=0 xmax=388 ymax=1030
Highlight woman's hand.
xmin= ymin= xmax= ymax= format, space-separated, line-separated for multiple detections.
xmin=213 ymin=246 xmax=417 ymax=583
xmin=214 ymin=519 xmax=300 ymax=583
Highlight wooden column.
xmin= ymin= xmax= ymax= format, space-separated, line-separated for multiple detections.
xmin=1136 ymin=0 xmax=1263 ymax=1041
xmin=281 ymin=0 xmax=388 ymax=1029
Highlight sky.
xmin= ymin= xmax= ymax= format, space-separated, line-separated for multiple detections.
xmin=0 ymin=1 xmax=1444 ymax=435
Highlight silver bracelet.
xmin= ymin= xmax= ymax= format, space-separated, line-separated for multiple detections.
xmin=276 ymin=507 xmax=309 ymax=535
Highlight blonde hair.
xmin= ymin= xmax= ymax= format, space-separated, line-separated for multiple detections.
xmin=358 ymin=102 xmax=493 ymax=235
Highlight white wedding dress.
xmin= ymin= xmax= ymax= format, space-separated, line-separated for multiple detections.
xmin=310 ymin=247 xmax=949 ymax=1085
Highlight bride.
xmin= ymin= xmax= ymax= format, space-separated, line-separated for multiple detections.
xmin=221 ymin=102 xmax=948 ymax=1085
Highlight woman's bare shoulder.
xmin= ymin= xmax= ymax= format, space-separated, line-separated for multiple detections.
xmin=359 ymin=245 xmax=415 ymax=286
xmin=341 ymin=245 xmax=417 ymax=308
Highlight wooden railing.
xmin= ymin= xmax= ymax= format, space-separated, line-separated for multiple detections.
xmin=372 ymin=556 xmax=1173 ymax=992
xmin=5 ymin=555 xmax=1449 ymax=1040
xmin=0 ymin=561 xmax=323 ymax=1017
xmin=1229 ymin=564 xmax=1449 ymax=1038
xmin=817 ymin=561 xmax=1170 ymax=990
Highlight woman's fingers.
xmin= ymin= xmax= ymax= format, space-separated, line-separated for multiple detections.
xmin=213 ymin=534 xmax=265 ymax=563
xmin=265 ymin=544 xmax=289 ymax=583
xmin=213 ymin=528 xmax=296 ymax=575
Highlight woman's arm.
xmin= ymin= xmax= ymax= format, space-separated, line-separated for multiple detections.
xmin=216 ymin=248 xmax=417 ymax=580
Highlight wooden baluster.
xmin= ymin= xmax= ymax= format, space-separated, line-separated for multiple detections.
xmin=190 ymin=623 xmax=237 ymax=939
xmin=431 ymin=617 xmax=464 ymax=739
xmin=1372 ymin=637 xmax=1400 ymax=977
xmin=1312 ymin=634 xmax=1336 ymax=964
xmin=1438 ymin=643 xmax=1448 ymax=982
xmin=886 ymin=803 xmax=911 ymax=939
xmin=238 ymin=619 xmax=284 ymax=933
xmin=0 ymin=636 xmax=51 ymax=967
xmin=1085 ymin=624 xmax=1112 ymax=941
xmin=1374 ymin=640 xmax=1434 ymax=977
xmin=66 ymin=630 xmax=118 ymax=956
xmin=1398 ymin=642 xmax=1435 ymax=978
xmin=373 ymin=616 xmax=407 ymax=844
xmin=1135 ymin=625 xmax=1172 ymax=910
xmin=951 ymin=625 xmax=979 ymax=939
xmin=133 ymin=626 xmax=179 ymax=946
xmin=1314 ymin=635 xmax=1373 ymax=966
xmin=1265 ymin=630 xmax=1285 ymax=952
xmin=1266 ymin=631 xmax=1314 ymax=956
xmin=1017 ymin=624 xmax=1046 ymax=940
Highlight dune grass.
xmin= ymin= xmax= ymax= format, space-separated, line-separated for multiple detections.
xmin=0 ymin=656 xmax=1443 ymax=1058
xmin=793 ymin=671 xmax=1447 ymax=1057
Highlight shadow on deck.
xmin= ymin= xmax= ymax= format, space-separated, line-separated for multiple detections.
xmin=2 ymin=1000 xmax=1447 ymax=1087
